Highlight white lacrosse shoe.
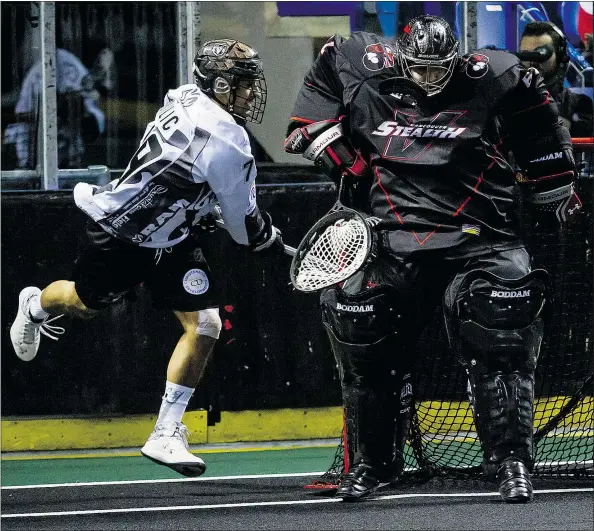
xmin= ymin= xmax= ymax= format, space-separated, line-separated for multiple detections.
xmin=141 ymin=422 xmax=206 ymax=477
xmin=10 ymin=287 xmax=65 ymax=362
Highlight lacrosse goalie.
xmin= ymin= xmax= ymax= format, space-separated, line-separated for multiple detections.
xmin=285 ymin=16 xmax=580 ymax=503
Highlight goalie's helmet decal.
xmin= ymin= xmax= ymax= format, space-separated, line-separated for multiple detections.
xmin=397 ymin=15 xmax=459 ymax=96
xmin=193 ymin=39 xmax=267 ymax=124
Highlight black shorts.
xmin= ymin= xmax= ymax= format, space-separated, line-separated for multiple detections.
xmin=72 ymin=221 xmax=220 ymax=311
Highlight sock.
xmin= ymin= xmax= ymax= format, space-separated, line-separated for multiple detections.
xmin=28 ymin=294 xmax=50 ymax=322
xmin=156 ymin=381 xmax=195 ymax=426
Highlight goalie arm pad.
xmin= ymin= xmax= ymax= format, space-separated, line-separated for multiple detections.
xmin=284 ymin=120 xmax=369 ymax=183
xmin=284 ymin=35 xmax=368 ymax=183
xmin=500 ymin=66 xmax=581 ymax=225
xmin=288 ymin=34 xmax=348 ymax=125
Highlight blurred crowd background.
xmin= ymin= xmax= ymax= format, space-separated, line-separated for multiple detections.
xmin=1 ymin=1 xmax=592 ymax=177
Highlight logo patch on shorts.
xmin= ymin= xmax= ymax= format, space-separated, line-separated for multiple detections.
xmin=183 ymin=268 xmax=209 ymax=295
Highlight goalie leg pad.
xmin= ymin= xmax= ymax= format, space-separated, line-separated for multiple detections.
xmin=324 ymin=328 xmax=413 ymax=478
xmin=471 ymin=371 xmax=536 ymax=470
xmin=321 ymin=287 xmax=415 ymax=480
xmin=443 ymin=268 xmax=551 ymax=470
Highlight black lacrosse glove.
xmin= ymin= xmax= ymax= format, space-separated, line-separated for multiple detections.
xmin=250 ymin=211 xmax=285 ymax=255
xmin=517 ymin=166 xmax=582 ymax=230
xmin=192 ymin=212 xmax=218 ymax=234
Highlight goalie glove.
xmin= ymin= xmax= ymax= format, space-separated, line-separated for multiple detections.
xmin=519 ymin=177 xmax=582 ymax=227
xmin=284 ymin=119 xmax=368 ymax=182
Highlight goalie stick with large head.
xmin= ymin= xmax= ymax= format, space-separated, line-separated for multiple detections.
xmin=289 ymin=177 xmax=382 ymax=293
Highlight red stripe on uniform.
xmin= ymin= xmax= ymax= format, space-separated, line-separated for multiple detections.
xmin=289 ymin=116 xmax=316 ymax=124
xmin=374 ymin=166 xmax=404 ymax=224
xmin=511 ymin=91 xmax=551 ymax=115
xmin=413 ymin=228 xmax=439 ymax=245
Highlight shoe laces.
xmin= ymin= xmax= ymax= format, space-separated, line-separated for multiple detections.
xmin=151 ymin=422 xmax=191 ymax=448
xmin=23 ymin=314 xmax=65 ymax=343
xmin=40 ymin=315 xmax=66 ymax=341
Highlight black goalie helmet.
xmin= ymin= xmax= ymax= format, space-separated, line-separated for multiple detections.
xmin=397 ymin=15 xmax=459 ymax=96
xmin=193 ymin=39 xmax=267 ymax=124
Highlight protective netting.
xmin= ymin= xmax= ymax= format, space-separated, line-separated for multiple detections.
xmin=293 ymin=215 xmax=369 ymax=292
xmin=311 ymin=139 xmax=593 ymax=487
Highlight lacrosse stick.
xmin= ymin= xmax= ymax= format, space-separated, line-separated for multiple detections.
xmin=212 ymin=205 xmax=296 ymax=257
xmin=289 ymin=176 xmax=382 ymax=293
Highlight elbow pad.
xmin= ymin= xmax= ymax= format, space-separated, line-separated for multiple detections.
xmin=284 ymin=120 xmax=368 ymax=182
xmin=513 ymin=118 xmax=575 ymax=183
xmin=516 ymin=145 xmax=576 ymax=191
xmin=516 ymin=149 xmax=581 ymax=225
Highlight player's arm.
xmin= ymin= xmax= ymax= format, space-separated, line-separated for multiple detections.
xmin=199 ymin=125 xmax=282 ymax=252
xmin=284 ymin=35 xmax=369 ymax=183
xmin=500 ymin=66 xmax=581 ymax=226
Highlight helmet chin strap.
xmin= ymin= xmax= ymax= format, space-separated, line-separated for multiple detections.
xmin=212 ymin=76 xmax=235 ymax=114
xmin=212 ymin=83 xmax=248 ymax=122
xmin=211 ymin=93 xmax=230 ymax=111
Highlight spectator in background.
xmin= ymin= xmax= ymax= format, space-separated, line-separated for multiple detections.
xmin=3 ymin=48 xmax=105 ymax=169
xmin=582 ymin=33 xmax=593 ymax=66
xmin=520 ymin=22 xmax=593 ymax=137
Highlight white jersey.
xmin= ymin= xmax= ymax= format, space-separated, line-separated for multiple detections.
xmin=74 ymin=84 xmax=258 ymax=248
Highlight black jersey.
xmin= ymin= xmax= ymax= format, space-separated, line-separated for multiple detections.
xmin=289 ymin=32 xmax=574 ymax=258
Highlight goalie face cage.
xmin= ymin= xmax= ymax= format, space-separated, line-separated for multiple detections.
xmin=308 ymin=138 xmax=594 ymax=489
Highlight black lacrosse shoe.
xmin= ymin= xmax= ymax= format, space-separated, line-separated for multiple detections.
xmin=497 ymin=458 xmax=533 ymax=503
xmin=335 ymin=463 xmax=390 ymax=501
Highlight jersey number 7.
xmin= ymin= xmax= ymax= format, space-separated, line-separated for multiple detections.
xmin=116 ymin=129 xmax=164 ymax=187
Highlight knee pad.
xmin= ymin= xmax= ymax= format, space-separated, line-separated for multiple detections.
xmin=196 ymin=308 xmax=222 ymax=339
xmin=320 ymin=285 xmax=417 ymax=385
xmin=320 ymin=286 xmax=417 ymax=346
xmin=444 ymin=269 xmax=551 ymax=374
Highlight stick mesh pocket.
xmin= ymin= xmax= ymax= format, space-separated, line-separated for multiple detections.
xmin=293 ymin=217 xmax=369 ymax=292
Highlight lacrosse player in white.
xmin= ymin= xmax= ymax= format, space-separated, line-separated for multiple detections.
xmin=10 ymin=39 xmax=284 ymax=477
